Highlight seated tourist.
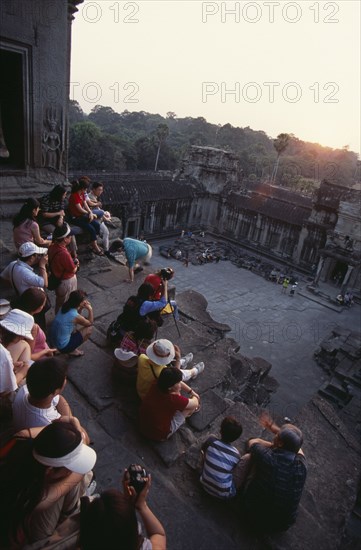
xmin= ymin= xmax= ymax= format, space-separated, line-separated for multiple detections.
xmin=80 ymin=469 xmax=166 ymax=550
xmin=139 ymin=367 xmax=200 ymax=441
xmin=17 ymin=287 xmax=57 ymax=361
xmin=0 ymin=342 xmax=29 ymax=398
xmin=12 ymin=357 xmax=71 ymax=432
xmin=38 ymin=184 xmax=67 ymax=233
xmin=200 ymin=416 xmax=244 ymax=499
xmin=68 ymin=179 xmax=103 ymax=256
xmin=12 ymin=198 xmax=51 ymax=250
xmin=0 ymin=417 xmax=96 ymax=548
xmin=0 ymin=242 xmax=48 ymax=296
xmin=110 ymin=281 xmax=168 ymax=342
xmin=86 ymin=181 xmax=111 ymax=255
xmin=137 ymin=338 xmax=204 ymax=400
xmin=38 ymin=184 xmax=78 ymax=259
xmin=50 ymin=290 xmax=93 ymax=357
xmin=0 ymin=308 xmax=34 ymax=366
xmin=113 ymin=318 xmax=157 ymax=383
xmin=239 ymin=412 xmax=307 ymax=533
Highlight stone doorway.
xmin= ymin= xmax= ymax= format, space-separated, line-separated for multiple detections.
xmin=0 ymin=48 xmax=26 ymax=169
xmin=331 ymin=260 xmax=348 ymax=286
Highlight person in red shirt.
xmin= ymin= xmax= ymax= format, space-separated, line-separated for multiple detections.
xmin=68 ymin=180 xmax=103 ymax=255
xmin=144 ymin=268 xmax=179 ymax=319
xmin=48 ymin=223 xmax=79 ymax=312
xmin=139 ymin=367 xmax=200 ymax=441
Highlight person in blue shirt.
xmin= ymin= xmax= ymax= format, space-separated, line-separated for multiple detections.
xmin=50 ymin=290 xmax=93 ymax=357
xmin=111 ymin=238 xmax=152 ymax=283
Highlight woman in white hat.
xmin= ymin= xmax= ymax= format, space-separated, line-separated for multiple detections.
xmin=0 ymin=308 xmax=34 ymax=366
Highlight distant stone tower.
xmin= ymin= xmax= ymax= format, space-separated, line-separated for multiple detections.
xmin=0 ymin=0 xmax=83 ymax=217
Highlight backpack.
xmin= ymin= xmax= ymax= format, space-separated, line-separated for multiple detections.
xmin=106 ymin=296 xmax=163 ymax=345
xmin=106 ymin=296 xmax=142 ymax=345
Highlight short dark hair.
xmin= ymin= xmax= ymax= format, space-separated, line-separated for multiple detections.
xmin=91 ymin=181 xmax=103 ymax=190
xmin=18 ymin=287 xmax=47 ymax=314
xmin=278 ymin=424 xmax=303 ymax=453
xmin=220 ymin=416 xmax=243 ymax=443
xmin=27 ymin=358 xmax=68 ymax=400
xmin=137 ymin=283 xmax=154 ymax=301
xmin=157 ymin=367 xmax=182 ymax=393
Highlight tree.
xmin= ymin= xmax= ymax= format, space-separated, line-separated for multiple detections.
xmin=271 ymin=133 xmax=290 ymax=183
xmin=68 ymin=100 xmax=84 ymax=125
xmin=154 ymin=123 xmax=169 ymax=171
xmin=69 ymin=121 xmax=102 ymax=170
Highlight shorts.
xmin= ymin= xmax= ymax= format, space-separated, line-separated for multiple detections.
xmin=142 ymin=244 xmax=152 ymax=265
xmin=167 ymin=410 xmax=186 ymax=438
xmin=59 ymin=331 xmax=84 ymax=353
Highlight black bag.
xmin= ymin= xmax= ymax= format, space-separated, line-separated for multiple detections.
xmin=48 ymin=250 xmax=65 ymax=291
xmin=107 ymin=318 xmax=124 ymax=345
xmin=47 ymin=272 xmax=61 ymax=291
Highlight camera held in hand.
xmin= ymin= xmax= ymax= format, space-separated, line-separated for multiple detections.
xmin=127 ymin=464 xmax=148 ymax=494
xmin=160 ymin=267 xmax=174 ymax=281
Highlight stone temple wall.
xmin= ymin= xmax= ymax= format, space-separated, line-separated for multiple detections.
xmin=0 ymin=0 xmax=83 ymax=217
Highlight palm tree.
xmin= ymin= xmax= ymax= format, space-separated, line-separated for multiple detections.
xmin=271 ymin=133 xmax=290 ymax=183
xmin=154 ymin=123 xmax=169 ymax=171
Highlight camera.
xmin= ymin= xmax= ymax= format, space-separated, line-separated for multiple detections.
xmin=127 ymin=464 xmax=148 ymax=494
xmin=160 ymin=267 xmax=174 ymax=281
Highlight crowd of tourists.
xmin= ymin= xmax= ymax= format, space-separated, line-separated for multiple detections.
xmin=0 ymin=179 xmax=307 ymax=548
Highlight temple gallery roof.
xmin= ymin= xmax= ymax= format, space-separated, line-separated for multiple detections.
xmin=80 ymin=172 xmax=312 ymax=226
xmin=99 ymin=177 xmax=194 ymax=205
xmin=228 ymin=191 xmax=311 ymax=226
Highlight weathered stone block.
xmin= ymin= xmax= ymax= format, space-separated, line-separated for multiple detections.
xmin=187 ymin=389 xmax=228 ymax=431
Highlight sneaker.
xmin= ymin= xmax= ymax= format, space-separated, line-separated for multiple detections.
xmin=192 ymin=362 xmax=205 ymax=378
xmin=180 ymin=353 xmax=193 ymax=369
xmin=85 ymin=480 xmax=97 ymax=497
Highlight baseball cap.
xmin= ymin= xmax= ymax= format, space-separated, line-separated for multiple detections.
xmin=19 ymin=242 xmax=48 ymax=257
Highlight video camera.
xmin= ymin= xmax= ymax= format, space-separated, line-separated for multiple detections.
xmin=160 ymin=267 xmax=174 ymax=281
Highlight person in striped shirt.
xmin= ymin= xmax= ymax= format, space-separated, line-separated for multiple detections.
xmin=200 ymin=416 xmax=243 ymax=499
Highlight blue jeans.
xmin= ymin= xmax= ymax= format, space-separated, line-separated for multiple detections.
xmin=71 ymin=216 xmax=100 ymax=242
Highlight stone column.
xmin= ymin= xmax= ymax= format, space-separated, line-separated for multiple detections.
xmin=341 ymin=265 xmax=354 ymax=293
xmin=313 ymin=255 xmax=325 ymax=286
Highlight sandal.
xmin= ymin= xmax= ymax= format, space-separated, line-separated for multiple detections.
xmin=93 ymin=249 xmax=104 ymax=256
xmin=68 ymin=349 xmax=84 ymax=357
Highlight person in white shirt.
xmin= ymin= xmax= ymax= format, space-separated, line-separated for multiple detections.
xmin=12 ymin=357 xmax=71 ymax=432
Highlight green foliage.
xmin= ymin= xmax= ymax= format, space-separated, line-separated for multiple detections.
xmin=68 ymin=102 xmax=359 ymax=188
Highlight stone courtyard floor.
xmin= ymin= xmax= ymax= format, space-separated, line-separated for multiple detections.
xmin=151 ymin=238 xmax=361 ymax=419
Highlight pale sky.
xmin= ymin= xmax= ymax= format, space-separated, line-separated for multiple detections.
xmin=70 ymin=0 xmax=360 ymax=155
